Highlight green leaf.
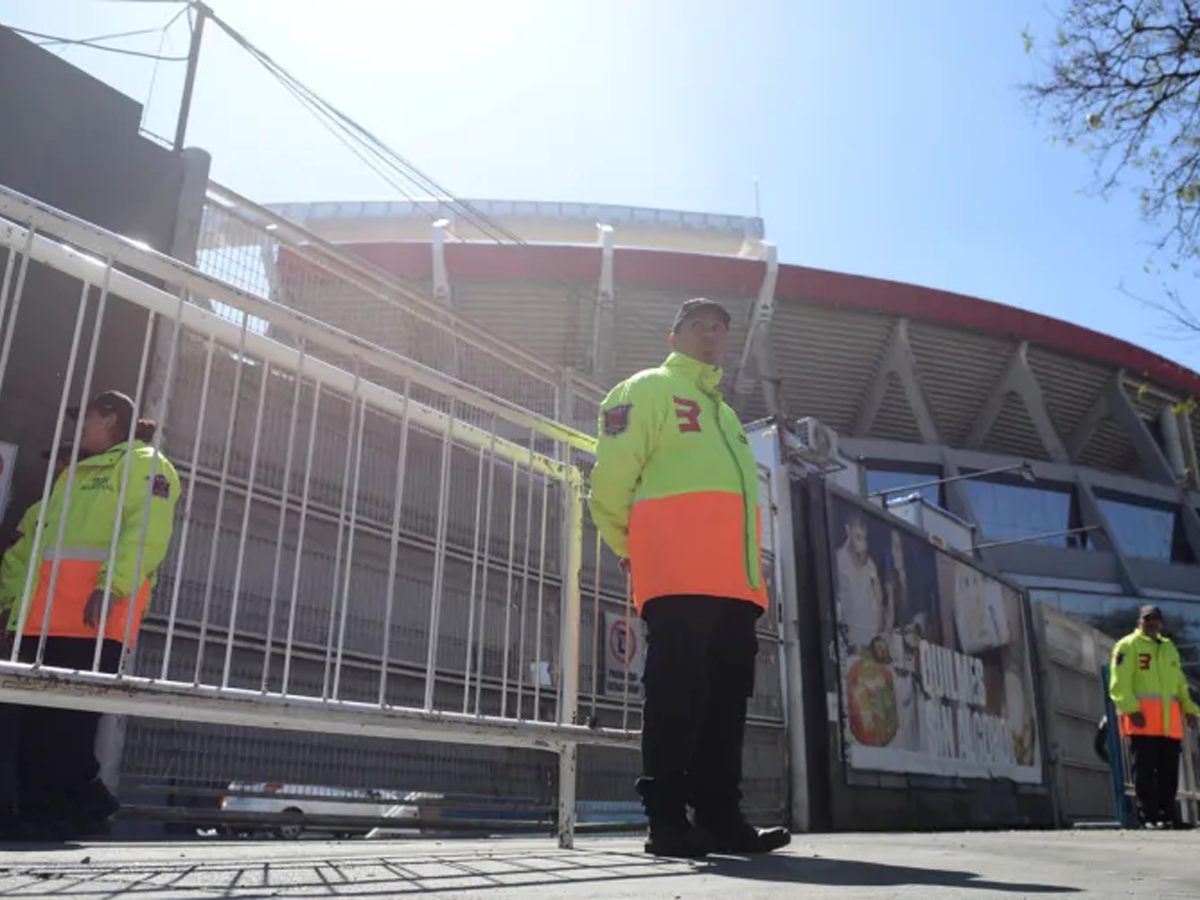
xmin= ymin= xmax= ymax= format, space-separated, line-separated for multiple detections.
xmin=1021 ymin=27 xmax=1034 ymax=54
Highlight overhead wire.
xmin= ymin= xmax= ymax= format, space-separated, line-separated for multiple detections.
xmin=203 ymin=8 xmax=682 ymax=346
xmin=143 ymin=1 xmax=192 ymax=129
xmin=9 ymin=26 xmax=189 ymax=62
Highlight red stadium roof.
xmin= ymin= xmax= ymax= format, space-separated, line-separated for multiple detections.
xmin=281 ymin=241 xmax=1200 ymax=400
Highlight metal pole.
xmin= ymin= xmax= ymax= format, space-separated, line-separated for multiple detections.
xmin=173 ymin=2 xmax=208 ymax=152
xmin=772 ymin=435 xmax=810 ymax=833
xmin=868 ymin=460 xmax=1034 ymax=503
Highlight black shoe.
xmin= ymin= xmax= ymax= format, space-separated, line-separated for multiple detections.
xmin=698 ymin=817 xmax=791 ymax=855
xmin=644 ymin=818 xmax=711 ymax=859
xmin=70 ymin=778 xmax=120 ymax=831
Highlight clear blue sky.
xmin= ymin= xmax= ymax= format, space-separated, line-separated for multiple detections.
xmin=4 ymin=0 xmax=1197 ymax=369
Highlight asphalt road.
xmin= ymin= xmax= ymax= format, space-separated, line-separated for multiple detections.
xmin=0 ymin=829 xmax=1195 ymax=898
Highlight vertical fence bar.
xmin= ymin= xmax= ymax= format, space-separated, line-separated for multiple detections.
xmin=0 ymin=226 xmax=36 ymax=399
xmin=194 ymin=318 xmax=251 ymax=686
xmin=515 ymin=429 xmax=537 ymax=719
xmin=500 ymin=448 xmax=521 ymax=719
xmin=378 ymin=380 xmax=412 ymax=707
xmin=221 ymin=360 xmax=271 ymax=688
xmin=160 ymin=335 xmax=218 ymax=681
xmin=261 ymin=341 xmax=307 ymax=692
xmin=113 ymin=309 xmax=170 ymax=675
xmin=532 ymin=474 xmax=550 ymax=721
xmin=281 ymin=383 xmax=322 ymax=697
xmin=333 ymin=394 xmax=369 ymax=700
xmin=423 ymin=400 xmax=456 ymax=712
xmin=473 ymin=430 xmax=499 ymax=717
xmin=589 ymin=530 xmax=603 ymax=723
xmin=461 ymin=415 xmax=495 ymax=714
xmin=12 ymin=281 xmax=91 ymax=664
xmin=556 ymin=471 xmax=585 ymax=850
xmin=323 ymin=368 xmax=361 ymax=700
xmin=621 ymin=570 xmax=634 ymax=733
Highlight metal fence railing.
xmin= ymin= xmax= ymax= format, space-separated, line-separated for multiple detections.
xmin=0 ymin=181 xmax=636 ymax=848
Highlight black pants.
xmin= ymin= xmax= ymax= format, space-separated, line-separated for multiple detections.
xmin=0 ymin=637 xmax=121 ymax=817
xmin=1129 ymin=735 xmax=1182 ymax=825
xmin=638 ymin=595 xmax=759 ymax=823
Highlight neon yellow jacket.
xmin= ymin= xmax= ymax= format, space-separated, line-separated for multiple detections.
xmin=0 ymin=440 xmax=180 ymax=637
xmin=588 ymin=352 xmax=766 ymax=610
xmin=1110 ymin=630 xmax=1199 ymax=739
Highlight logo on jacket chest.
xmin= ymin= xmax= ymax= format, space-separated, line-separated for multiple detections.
xmin=673 ymin=396 xmax=702 ymax=433
xmin=79 ymin=472 xmax=114 ymax=493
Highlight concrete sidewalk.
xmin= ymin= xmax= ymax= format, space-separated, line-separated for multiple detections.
xmin=0 ymin=829 xmax=1196 ymax=898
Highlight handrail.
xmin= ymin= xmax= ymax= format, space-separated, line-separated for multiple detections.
xmin=206 ymin=181 xmax=611 ymax=402
xmin=0 ymin=182 xmax=599 ymax=460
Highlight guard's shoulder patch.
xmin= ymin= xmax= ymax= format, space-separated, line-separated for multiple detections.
xmin=151 ymin=473 xmax=171 ymax=499
xmin=1114 ymin=651 xmax=1125 ymax=666
xmin=603 ymin=404 xmax=632 ymax=437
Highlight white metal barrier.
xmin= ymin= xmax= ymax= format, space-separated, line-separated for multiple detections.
xmin=0 ymin=182 xmax=636 ymax=848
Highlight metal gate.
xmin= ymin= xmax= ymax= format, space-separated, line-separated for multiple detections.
xmin=0 ymin=182 xmax=637 ymax=847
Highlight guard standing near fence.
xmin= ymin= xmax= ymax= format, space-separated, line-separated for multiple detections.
xmin=0 ymin=391 xmax=180 ymax=839
xmin=1109 ymin=604 xmax=1199 ymax=829
xmin=589 ymin=298 xmax=791 ymax=858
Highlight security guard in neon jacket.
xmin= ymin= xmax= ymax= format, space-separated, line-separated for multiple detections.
xmin=0 ymin=390 xmax=180 ymax=838
xmin=1109 ymin=604 xmax=1199 ymax=828
xmin=590 ymin=298 xmax=790 ymax=859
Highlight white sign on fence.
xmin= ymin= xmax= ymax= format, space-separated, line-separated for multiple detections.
xmin=603 ymin=610 xmax=646 ymax=699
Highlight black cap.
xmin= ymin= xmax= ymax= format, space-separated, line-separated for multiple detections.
xmin=66 ymin=390 xmax=135 ymax=431
xmin=1139 ymin=604 xmax=1164 ymax=620
xmin=670 ymin=298 xmax=731 ymax=334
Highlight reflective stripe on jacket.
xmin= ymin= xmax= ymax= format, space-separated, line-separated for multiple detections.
xmin=588 ymin=352 xmax=767 ymax=612
xmin=1109 ymin=629 xmax=1200 ymax=739
xmin=0 ymin=440 xmax=180 ymax=644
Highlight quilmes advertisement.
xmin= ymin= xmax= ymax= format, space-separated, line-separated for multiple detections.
xmin=830 ymin=494 xmax=1041 ymax=783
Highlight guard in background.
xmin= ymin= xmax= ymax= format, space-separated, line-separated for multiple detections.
xmin=1109 ymin=604 xmax=1199 ymax=829
xmin=0 ymin=391 xmax=180 ymax=838
xmin=590 ymin=298 xmax=791 ymax=858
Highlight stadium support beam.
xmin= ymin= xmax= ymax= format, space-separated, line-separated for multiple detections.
xmin=966 ymin=342 xmax=1069 ymax=462
xmin=731 ymin=242 xmax=780 ymax=417
xmin=1106 ymin=373 xmax=1177 ymax=485
xmin=1074 ymin=471 xmax=1142 ymax=595
xmin=591 ymin=224 xmax=616 ymax=387
xmin=855 ymin=318 xmax=940 ymax=444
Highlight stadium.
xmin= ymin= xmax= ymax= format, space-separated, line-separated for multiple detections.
xmin=260 ymin=192 xmax=1200 ymax=643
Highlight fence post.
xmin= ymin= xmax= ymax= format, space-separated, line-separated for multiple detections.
xmin=556 ymin=468 xmax=585 ymax=849
xmin=1100 ymin=663 xmax=1136 ymax=828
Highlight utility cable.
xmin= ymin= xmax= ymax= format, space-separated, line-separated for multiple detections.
xmin=8 ymin=26 xmax=189 ymax=61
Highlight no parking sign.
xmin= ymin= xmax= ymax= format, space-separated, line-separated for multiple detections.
xmin=603 ymin=610 xmax=646 ymax=698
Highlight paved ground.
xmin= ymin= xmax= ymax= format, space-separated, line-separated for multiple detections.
xmin=0 ymin=830 xmax=1196 ymax=898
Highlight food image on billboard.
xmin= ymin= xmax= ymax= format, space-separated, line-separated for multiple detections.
xmin=831 ymin=495 xmax=1041 ymax=783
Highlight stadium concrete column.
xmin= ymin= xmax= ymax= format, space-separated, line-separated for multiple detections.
xmin=590 ymin=224 xmax=615 ymax=386
xmin=98 ymin=146 xmax=212 ymax=798
xmin=965 ymin=342 xmax=1069 ymax=463
xmin=855 ymin=319 xmax=940 ymax=444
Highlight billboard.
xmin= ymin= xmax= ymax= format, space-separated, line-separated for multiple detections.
xmin=830 ymin=493 xmax=1041 ymax=783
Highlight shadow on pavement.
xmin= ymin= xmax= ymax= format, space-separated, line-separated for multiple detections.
xmin=705 ymin=853 xmax=1083 ymax=893
xmin=0 ymin=845 xmax=1084 ymax=897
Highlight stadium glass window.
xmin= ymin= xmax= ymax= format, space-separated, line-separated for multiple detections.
xmin=1030 ymin=590 xmax=1200 ymax=678
xmin=1094 ymin=493 xmax=1183 ymax=562
xmin=862 ymin=463 xmax=942 ymax=507
xmin=962 ymin=477 xmax=1073 ymax=547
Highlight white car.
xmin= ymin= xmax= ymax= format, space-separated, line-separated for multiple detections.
xmin=219 ymin=782 xmax=418 ymax=840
